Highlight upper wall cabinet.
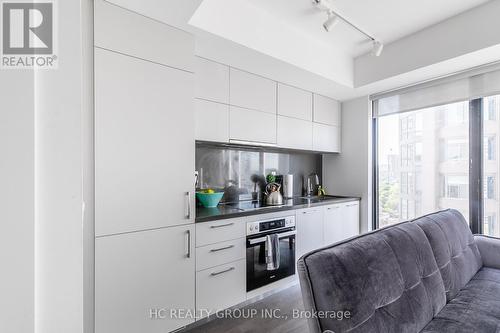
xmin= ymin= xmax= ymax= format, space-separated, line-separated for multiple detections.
xmin=230 ymin=106 xmax=277 ymax=144
xmin=277 ymin=116 xmax=312 ymax=150
xmin=95 ymin=0 xmax=194 ymax=72
xmin=313 ymin=123 xmax=340 ymax=153
xmin=278 ymin=84 xmax=312 ymax=121
xmin=313 ymin=94 xmax=341 ymax=126
xmin=230 ymin=69 xmax=277 ymax=114
xmin=195 ymin=57 xmax=229 ymax=104
xmin=195 ymin=99 xmax=229 ymax=143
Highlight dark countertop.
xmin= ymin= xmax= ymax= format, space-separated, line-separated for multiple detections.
xmin=195 ymin=195 xmax=361 ymax=223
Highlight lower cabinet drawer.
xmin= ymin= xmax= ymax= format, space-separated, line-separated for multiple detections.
xmin=196 ymin=218 xmax=246 ymax=247
xmin=196 ymin=238 xmax=246 ymax=271
xmin=196 ymin=259 xmax=246 ymax=316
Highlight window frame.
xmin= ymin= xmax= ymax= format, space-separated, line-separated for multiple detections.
xmin=372 ymin=98 xmax=484 ymax=233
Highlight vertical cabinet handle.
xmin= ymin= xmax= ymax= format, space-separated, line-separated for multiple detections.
xmin=185 ymin=230 xmax=191 ymax=258
xmin=185 ymin=192 xmax=191 ymax=219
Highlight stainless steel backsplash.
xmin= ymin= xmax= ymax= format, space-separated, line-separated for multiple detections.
xmin=195 ymin=142 xmax=322 ymax=202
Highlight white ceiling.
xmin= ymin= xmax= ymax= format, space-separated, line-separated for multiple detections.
xmin=251 ymin=0 xmax=491 ymax=56
xmin=103 ymin=0 xmax=500 ymax=101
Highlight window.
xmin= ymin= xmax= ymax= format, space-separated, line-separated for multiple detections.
xmin=487 ymin=136 xmax=496 ymax=161
xmin=445 ymin=175 xmax=468 ymax=199
xmin=374 ymin=66 xmax=500 ymax=235
xmin=487 ymin=98 xmax=497 ymax=121
xmin=377 ymin=101 xmax=470 ymax=227
xmin=485 ymin=214 xmax=497 ymax=236
xmin=482 ymin=95 xmax=500 ymax=236
xmin=487 ymin=176 xmax=495 ymax=199
xmin=444 ymin=139 xmax=467 ymax=160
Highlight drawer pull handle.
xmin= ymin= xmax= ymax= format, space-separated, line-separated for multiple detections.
xmin=185 ymin=230 xmax=191 ymax=258
xmin=210 ymin=245 xmax=235 ymax=252
xmin=210 ymin=267 xmax=235 ymax=276
xmin=210 ymin=222 xmax=235 ymax=229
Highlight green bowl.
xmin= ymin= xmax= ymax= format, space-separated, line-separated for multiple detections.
xmin=196 ymin=192 xmax=224 ymax=208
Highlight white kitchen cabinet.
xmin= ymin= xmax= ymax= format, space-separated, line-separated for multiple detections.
xmin=230 ymin=106 xmax=277 ymax=144
xmin=196 ymin=259 xmax=246 ymax=316
xmin=296 ymin=208 xmax=324 ymax=259
xmin=313 ymin=123 xmax=341 ymax=153
xmin=324 ymin=201 xmax=360 ymax=246
xmin=95 ymin=224 xmax=195 ymax=333
xmin=195 ymin=99 xmax=229 ymax=143
xmin=277 ymin=116 xmax=312 ymax=150
xmin=95 ymin=48 xmax=195 ymax=236
xmin=195 ymin=57 xmax=229 ymax=103
xmin=196 ymin=217 xmax=246 ymax=247
xmin=196 ymin=238 xmax=246 ymax=271
xmin=277 ymin=83 xmax=312 ymax=121
xmin=230 ymin=68 xmax=277 ymax=114
xmin=95 ymin=0 xmax=193 ymax=72
xmin=344 ymin=201 xmax=360 ymax=239
xmin=313 ymin=94 xmax=341 ymax=126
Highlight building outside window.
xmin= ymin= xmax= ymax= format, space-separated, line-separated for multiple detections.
xmin=377 ymin=101 xmax=470 ymax=227
xmin=487 ymin=176 xmax=496 ymax=200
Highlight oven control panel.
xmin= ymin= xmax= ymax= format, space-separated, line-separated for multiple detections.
xmin=246 ymin=216 xmax=295 ymax=236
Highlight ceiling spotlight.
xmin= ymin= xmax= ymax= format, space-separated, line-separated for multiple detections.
xmin=371 ymin=41 xmax=384 ymax=57
xmin=323 ymin=12 xmax=340 ymax=32
xmin=312 ymin=0 xmax=330 ymax=11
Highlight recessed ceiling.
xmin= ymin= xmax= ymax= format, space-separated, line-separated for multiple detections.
xmin=251 ymin=0 xmax=491 ymax=56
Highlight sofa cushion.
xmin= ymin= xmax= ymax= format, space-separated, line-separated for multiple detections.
xmin=414 ymin=209 xmax=483 ymax=301
xmin=299 ymin=221 xmax=446 ymax=333
xmin=421 ymin=267 xmax=500 ymax=333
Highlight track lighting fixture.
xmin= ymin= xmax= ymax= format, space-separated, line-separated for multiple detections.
xmin=323 ymin=11 xmax=340 ymax=32
xmin=371 ymin=41 xmax=384 ymax=57
xmin=313 ymin=0 xmax=384 ymax=56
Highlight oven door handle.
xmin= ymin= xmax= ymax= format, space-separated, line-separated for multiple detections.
xmin=248 ymin=230 xmax=296 ymax=245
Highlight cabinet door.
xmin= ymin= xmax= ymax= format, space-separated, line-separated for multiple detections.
xmin=344 ymin=201 xmax=360 ymax=239
xmin=195 ymin=99 xmax=229 ymax=143
xmin=229 ymin=106 xmax=277 ymax=144
xmin=95 ymin=0 xmax=193 ymax=72
xmin=95 ymin=225 xmax=195 ymax=333
xmin=95 ymin=48 xmax=195 ymax=236
xmin=277 ymin=83 xmax=312 ymax=121
xmin=323 ymin=202 xmax=360 ymax=246
xmin=323 ymin=204 xmax=343 ymax=245
xmin=296 ymin=208 xmax=324 ymax=259
xmin=313 ymin=123 xmax=340 ymax=153
xmin=277 ymin=116 xmax=313 ymax=150
xmin=195 ymin=57 xmax=229 ymax=103
xmin=313 ymin=94 xmax=341 ymax=126
xmin=230 ymin=68 xmax=277 ymax=114
xmin=196 ymin=259 xmax=246 ymax=316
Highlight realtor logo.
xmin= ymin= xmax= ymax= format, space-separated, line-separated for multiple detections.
xmin=1 ymin=1 xmax=57 ymax=68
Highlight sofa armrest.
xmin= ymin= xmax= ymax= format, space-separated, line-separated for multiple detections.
xmin=474 ymin=235 xmax=500 ymax=269
xmin=297 ymin=257 xmax=322 ymax=333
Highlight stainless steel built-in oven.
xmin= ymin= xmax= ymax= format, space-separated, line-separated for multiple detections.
xmin=246 ymin=216 xmax=296 ymax=292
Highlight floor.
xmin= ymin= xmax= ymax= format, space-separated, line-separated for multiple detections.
xmin=182 ymin=284 xmax=309 ymax=333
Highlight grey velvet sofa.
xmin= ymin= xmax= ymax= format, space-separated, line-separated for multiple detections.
xmin=298 ymin=209 xmax=500 ymax=333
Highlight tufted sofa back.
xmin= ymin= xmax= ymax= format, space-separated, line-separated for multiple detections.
xmin=414 ymin=209 xmax=482 ymax=301
xmin=298 ymin=209 xmax=480 ymax=333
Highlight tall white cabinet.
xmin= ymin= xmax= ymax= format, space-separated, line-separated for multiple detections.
xmin=95 ymin=225 xmax=195 ymax=333
xmin=94 ymin=2 xmax=195 ymax=333
xmin=95 ymin=48 xmax=195 ymax=236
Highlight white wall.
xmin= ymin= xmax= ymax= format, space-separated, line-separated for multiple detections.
xmin=34 ymin=1 xmax=94 ymax=332
xmin=0 ymin=72 xmax=35 ymax=333
xmin=323 ymin=96 xmax=372 ymax=233
xmin=0 ymin=1 xmax=93 ymax=333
